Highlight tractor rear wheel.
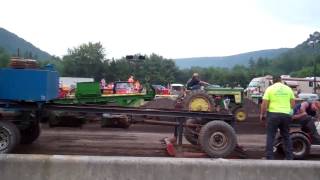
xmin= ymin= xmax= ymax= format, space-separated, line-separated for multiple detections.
xmin=291 ymin=133 xmax=311 ymax=159
xmin=274 ymin=133 xmax=311 ymax=159
xmin=183 ymin=90 xmax=215 ymax=112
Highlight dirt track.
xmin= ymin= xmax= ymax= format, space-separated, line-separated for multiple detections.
xmin=8 ymin=98 xmax=320 ymax=159
xmin=12 ymin=122 xmax=320 ymax=160
xmin=14 ymin=123 xmax=266 ymax=158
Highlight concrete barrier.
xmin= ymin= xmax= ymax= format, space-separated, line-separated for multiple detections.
xmin=1 ymin=154 xmax=320 ymax=180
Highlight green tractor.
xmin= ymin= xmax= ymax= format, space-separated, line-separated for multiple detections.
xmin=179 ymin=86 xmax=247 ymax=122
xmin=177 ymin=86 xmax=247 ymax=146
xmin=206 ymin=86 xmax=247 ymax=122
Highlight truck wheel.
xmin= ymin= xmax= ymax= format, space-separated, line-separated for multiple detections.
xmin=102 ymin=115 xmax=131 ymax=129
xmin=48 ymin=112 xmax=59 ymax=127
xmin=184 ymin=118 xmax=200 ymax=145
xmin=199 ymin=121 xmax=237 ymax=158
xmin=183 ymin=90 xmax=214 ymax=112
xmin=234 ymin=108 xmax=247 ymax=122
xmin=20 ymin=122 xmax=41 ymax=144
xmin=114 ymin=116 xmax=131 ymax=129
xmin=0 ymin=121 xmax=20 ymax=153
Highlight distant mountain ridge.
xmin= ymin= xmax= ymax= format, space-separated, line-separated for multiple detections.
xmin=0 ymin=27 xmax=51 ymax=60
xmin=174 ymin=48 xmax=290 ymax=69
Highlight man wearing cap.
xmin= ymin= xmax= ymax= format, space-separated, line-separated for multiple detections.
xmin=186 ymin=73 xmax=209 ymax=90
xmin=292 ymin=101 xmax=320 ymax=144
xmin=260 ymin=75 xmax=295 ymax=160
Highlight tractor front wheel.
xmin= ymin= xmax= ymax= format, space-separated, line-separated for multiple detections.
xmin=233 ymin=108 xmax=247 ymax=122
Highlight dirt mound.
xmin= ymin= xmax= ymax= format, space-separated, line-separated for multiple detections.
xmin=243 ymin=98 xmax=260 ymax=115
xmin=142 ymin=98 xmax=176 ymax=109
xmin=235 ymin=98 xmax=265 ymax=134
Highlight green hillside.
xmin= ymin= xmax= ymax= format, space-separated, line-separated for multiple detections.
xmin=174 ymin=48 xmax=290 ymax=69
xmin=249 ymin=31 xmax=320 ymax=77
xmin=0 ymin=27 xmax=51 ymax=60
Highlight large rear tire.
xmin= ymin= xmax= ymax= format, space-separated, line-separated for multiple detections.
xmin=0 ymin=121 xmax=20 ymax=153
xmin=183 ymin=90 xmax=215 ymax=112
xmin=199 ymin=121 xmax=237 ymax=158
xmin=291 ymin=133 xmax=311 ymax=159
xmin=274 ymin=133 xmax=311 ymax=160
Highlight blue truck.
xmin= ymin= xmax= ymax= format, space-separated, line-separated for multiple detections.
xmin=0 ymin=65 xmax=59 ymax=152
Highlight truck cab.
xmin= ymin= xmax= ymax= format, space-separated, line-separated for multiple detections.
xmin=245 ymin=76 xmax=272 ymax=97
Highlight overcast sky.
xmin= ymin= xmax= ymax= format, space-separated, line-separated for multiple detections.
xmin=1 ymin=0 xmax=319 ymax=59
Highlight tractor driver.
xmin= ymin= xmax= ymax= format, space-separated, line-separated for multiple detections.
xmin=186 ymin=73 xmax=209 ymax=90
xmin=292 ymin=101 xmax=320 ymax=144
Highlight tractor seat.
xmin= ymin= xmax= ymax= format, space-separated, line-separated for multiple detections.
xmin=289 ymin=123 xmax=304 ymax=133
xmin=289 ymin=123 xmax=301 ymax=128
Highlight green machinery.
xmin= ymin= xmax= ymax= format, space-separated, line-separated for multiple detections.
xmin=54 ymin=82 xmax=155 ymax=107
xmin=174 ymin=86 xmax=246 ymax=146
xmin=47 ymin=82 xmax=156 ymax=127
xmin=205 ymin=86 xmax=246 ymax=122
xmin=180 ymin=86 xmax=247 ymax=122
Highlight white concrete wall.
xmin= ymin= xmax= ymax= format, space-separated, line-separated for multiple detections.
xmin=1 ymin=154 xmax=320 ymax=180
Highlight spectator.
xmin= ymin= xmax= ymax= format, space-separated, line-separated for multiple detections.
xmin=128 ymin=75 xmax=134 ymax=83
xmin=100 ymin=78 xmax=106 ymax=93
xmin=134 ymin=80 xmax=141 ymax=93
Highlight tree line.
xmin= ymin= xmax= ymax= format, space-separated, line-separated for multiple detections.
xmin=1 ymin=41 xmax=320 ymax=88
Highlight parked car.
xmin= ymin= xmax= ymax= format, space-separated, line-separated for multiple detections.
xmin=103 ymin=83 xmax=115 ymax=94
xmin=114 ymin=81 xmax=135 ymax=94
xmin=297 ymin=93 xmax=319 ymax=101
xmin=152 ymin=85 xmax=170 ymax=95
xmin=170 ymin=83 xmax=185 ymax=95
